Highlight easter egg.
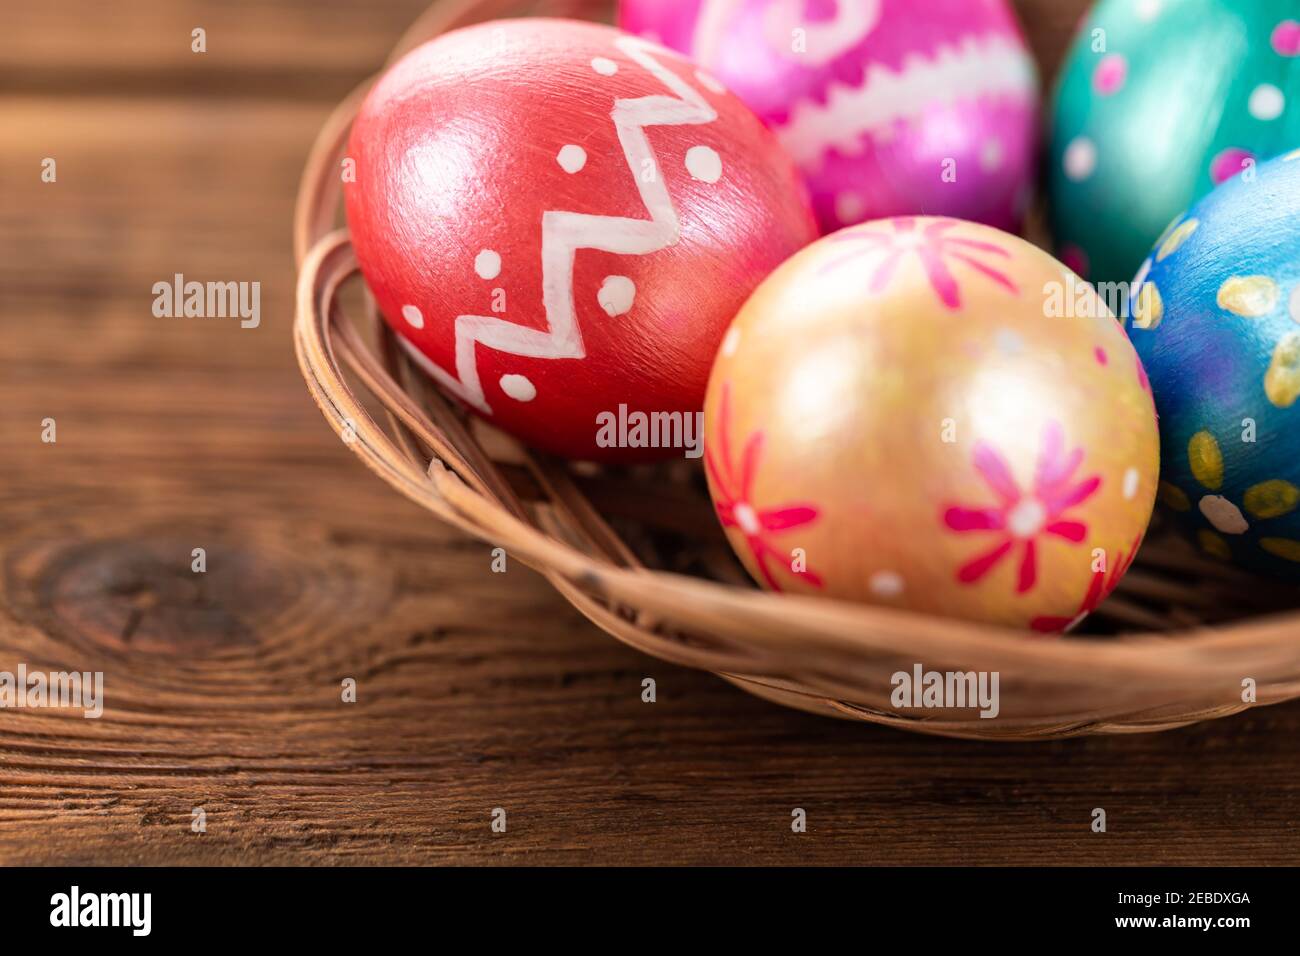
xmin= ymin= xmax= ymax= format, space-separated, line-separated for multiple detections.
xmin=1049 ymin=0 xmax=1300 ymax=285
xmin=1125 ymin=153 xmax=1300 ymax=579
xmin=345 ymin=18 xmax=818 ymax=461
xmin=618 ymin=0 xmax=1039 ymax=234
xmin=704 ymin=216 xmax=1159 ymax=631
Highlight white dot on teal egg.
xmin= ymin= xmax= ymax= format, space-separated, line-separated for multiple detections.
xmin=1249 ymin=83 xmax=1285 ymax=121
xmin=1064 ymin=137 xmax=1097 ymax=181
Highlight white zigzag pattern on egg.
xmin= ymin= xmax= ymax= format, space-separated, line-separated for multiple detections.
xmin=400 ymin=36 xmax=718 ymax=414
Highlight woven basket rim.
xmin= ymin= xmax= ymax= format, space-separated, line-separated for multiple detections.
xmin=290 ymin=0 xmax=1300 ymax=739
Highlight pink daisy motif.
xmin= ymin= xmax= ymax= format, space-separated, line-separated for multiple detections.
xmin=820 ymin=216 xmax=1019 ymax=310
xmin=706 ymin=383 xmax=823 ymax=592
xmin=942 ymin=421 xmax=1102 ymax=595
xmin=1030 ymin=534 xmax=1141 ymax=634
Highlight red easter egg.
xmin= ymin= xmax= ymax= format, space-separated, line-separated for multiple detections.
xmin=345 ymin=18 xmax=818 ymax=460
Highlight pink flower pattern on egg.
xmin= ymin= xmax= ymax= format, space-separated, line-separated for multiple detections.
xmin=819 ymin=217 xmax=1019 ymax=310
xmin=705 ymin=383 xmax=824 ymax=592
xmin=619 ymin=0 xmax=1040 ymax=233
xmin=1030 ymin=535 xmax=1140 ymax=634
xmin=943 ymin=422 xmax=1101 ymax=595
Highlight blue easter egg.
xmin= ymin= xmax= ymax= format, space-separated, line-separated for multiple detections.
xmin=1126 ymin=151 xmax=1300 ymax=579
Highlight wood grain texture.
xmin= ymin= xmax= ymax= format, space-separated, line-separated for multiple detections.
xmin=2 ymin=0 xmax=1299 ymax=866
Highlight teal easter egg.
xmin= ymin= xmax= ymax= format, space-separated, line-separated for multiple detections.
xmin=1049 ymin=0 xmax=1300 ymax=285
xmin=1125 ymin=152 xmax=1300 ymax=579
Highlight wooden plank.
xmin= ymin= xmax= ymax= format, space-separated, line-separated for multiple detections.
xmin=0 ymin=0 xmax=432 ymax=98
xmin=5 ymin=0 xmax=1298 ymax=867
xmin=0 ymin=96 xmax=319 ymax=370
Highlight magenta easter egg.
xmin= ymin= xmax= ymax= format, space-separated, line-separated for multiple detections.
xmin=345 ymin=19 xmax=818 ymax=461
xmin=619 ymin=0 xmax=1040 ymax=233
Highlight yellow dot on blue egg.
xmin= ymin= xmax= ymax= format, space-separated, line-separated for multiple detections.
xmin=1159 ymin=481 xmax=1192 ymax=511
xmin=1260 ymin=538 xmax=1300 ymax=562
xmin=1243 ymin=479 xmax=1300 ymax=519
xmin=1188 ymin=431 xmax=1224 ymax=490
xmin=1198 ymin=529 xmax=1232 ymax=560
xmin=1156 ymin=219 xmax=1198 ymax=261
xmin=1217 ymin=275 xmax=1279 ymax=317
xmin=1132 ymin=281 xmax=1164 ymax=329
xmin=1265 ymin=332 xmax=1300 ymax=407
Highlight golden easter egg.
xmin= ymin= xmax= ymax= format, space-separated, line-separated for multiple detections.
xmin=703 ymin=216 xmax=1160 ymax=632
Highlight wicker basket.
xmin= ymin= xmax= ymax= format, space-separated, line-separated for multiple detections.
xmin=293 ymin=0 xmax=1300 ymax=739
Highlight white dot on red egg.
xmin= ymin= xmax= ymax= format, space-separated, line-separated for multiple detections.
xmin=499 ymin=374 xmax=536 ymax=402
xmin=474 ymin=249 xmax=501 ymax=280
xmin=1249 ymin=83 xmax=1285 ymax=121
xmin=1123 ymin=467 xmax=1140 ymax=499
xmin=869 ymin=570 xmax=904 ymax=598
xmin=1064 ymin=137 xmax=1097 ymax=181
xmin=685 ymin=145 xmax=722 ymax=183
xmin=590 ymin=56 xmax=618 ymax=75
xmin=556 ymin=144 xmax=587 ymax=174
xmin=597 ymin=275 xmax=636 ymax=317
xmin=400 ymin=304 xmax=424 ymax=329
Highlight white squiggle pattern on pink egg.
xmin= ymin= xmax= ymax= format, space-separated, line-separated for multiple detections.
xmin=775 ymin=33 xmax=1037 ymax=170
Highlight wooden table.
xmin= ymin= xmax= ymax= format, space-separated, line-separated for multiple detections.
xmin=2 ymin=0 xmax=1297 ymax=867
